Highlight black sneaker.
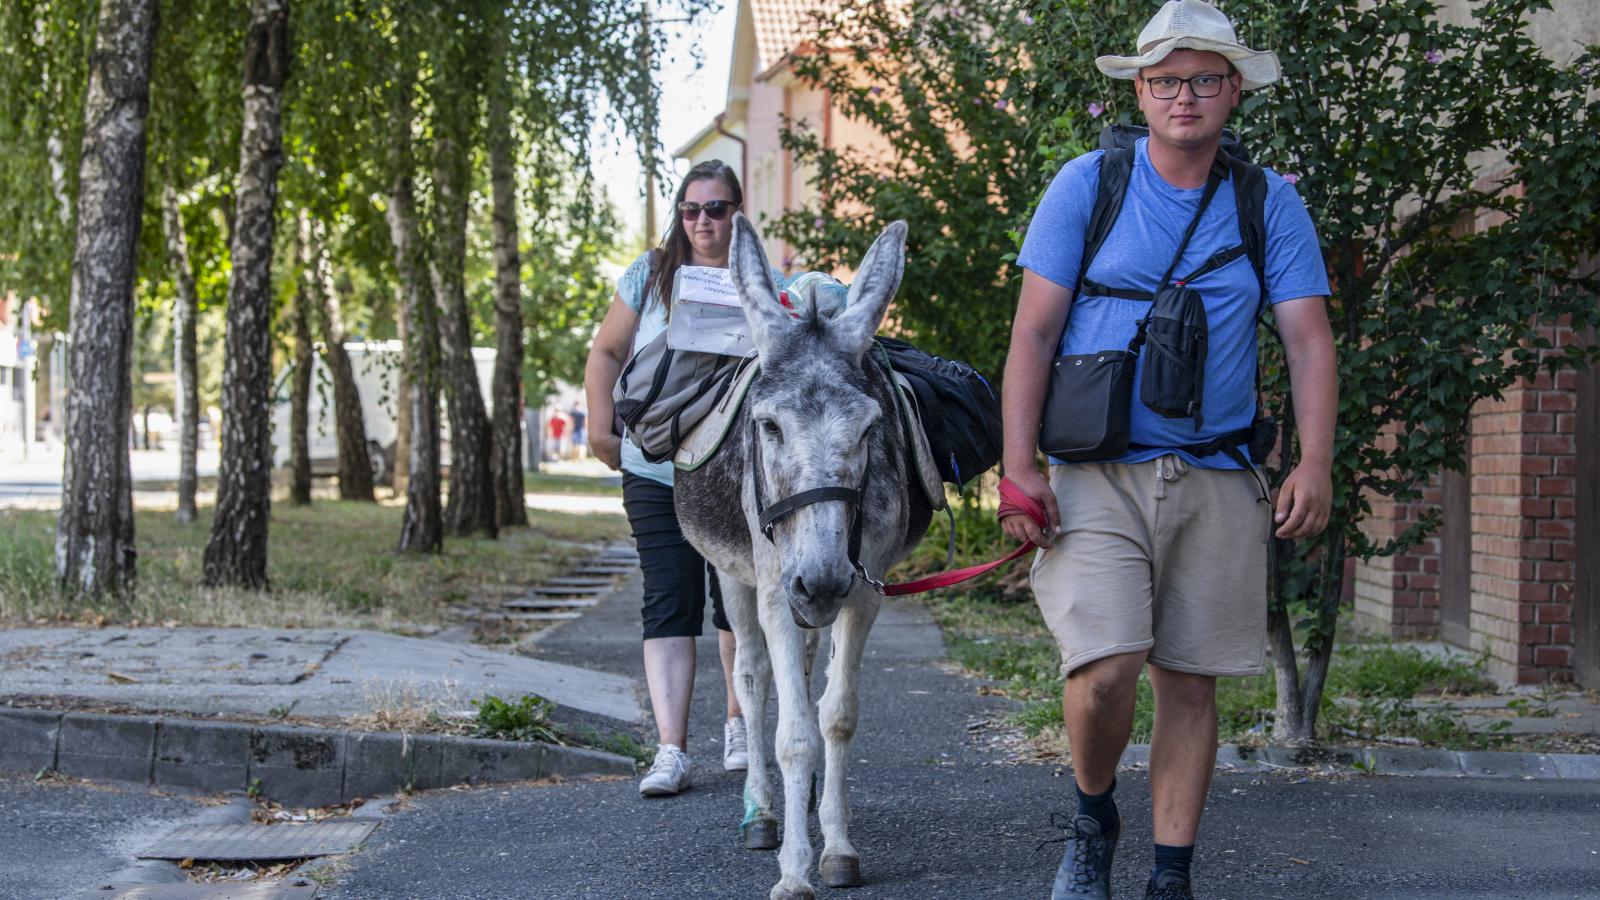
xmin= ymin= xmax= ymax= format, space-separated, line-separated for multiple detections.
xmin=1049 ymin=812 xmax=1120 ymax=900
xmin=1143 ymin=869 xmax=1195 ymax=899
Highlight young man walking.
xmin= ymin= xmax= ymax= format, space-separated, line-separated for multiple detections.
xmin=1001 ymin=2 xmax=1338 ymax=898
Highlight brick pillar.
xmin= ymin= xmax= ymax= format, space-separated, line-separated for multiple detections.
xmin=1469 ymin=329 xmax=1578 ymax=685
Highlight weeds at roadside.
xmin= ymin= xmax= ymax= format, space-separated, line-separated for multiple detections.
xmin=0 ymin=495 xmax=628 ymax=630
xmin=472 ymin=694 xmax=562 ymax=744
xmin=925 ymin=588 xmax=1531 ymax=753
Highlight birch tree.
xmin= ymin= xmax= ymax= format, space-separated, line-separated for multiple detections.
xmin=55 ymin=0 xmax=158 ymax=596
xmin=203 ymin=0 xmax=288 ymax=589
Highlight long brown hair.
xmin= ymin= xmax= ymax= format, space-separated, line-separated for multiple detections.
xmin=643 ymin=159 xmax=744 ymax=315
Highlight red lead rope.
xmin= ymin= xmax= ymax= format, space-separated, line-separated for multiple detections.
xmin=879 ymin=477 xmax=1049 ymax=596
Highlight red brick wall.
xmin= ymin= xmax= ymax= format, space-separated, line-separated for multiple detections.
xmin=1353 ymin=479 xmax=1442 ymax=639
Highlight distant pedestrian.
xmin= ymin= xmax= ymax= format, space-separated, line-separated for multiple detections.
xmin=1002 ymin=3 xmax=1337 ymax=898
xmin=568 ymin=404 xmax=587 ymax=460
xmin=583 ymin=159 xmax=777 ymax=797
xmin=548 ymin=411 xmax=567 ymax=461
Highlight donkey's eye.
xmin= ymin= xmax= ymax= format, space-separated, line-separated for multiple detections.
xmin=760 ymin=419 xmax=783 ymax=440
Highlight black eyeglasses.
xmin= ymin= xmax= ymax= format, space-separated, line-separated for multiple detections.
xmin=678 ymin=200 xmax=737 ymax=221
xmin=1141 ymin=73 xmax=1231 ymax=100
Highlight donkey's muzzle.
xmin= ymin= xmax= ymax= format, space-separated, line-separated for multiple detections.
xmin=787 ymin=570 xmax=852 ymax=629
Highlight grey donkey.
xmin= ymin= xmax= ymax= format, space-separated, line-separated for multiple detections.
xmin=676 ymin=214 xmax=933 ymax=900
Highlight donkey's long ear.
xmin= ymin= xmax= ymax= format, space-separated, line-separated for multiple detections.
xmin=730 ymin=213 xmax=790 ymax=358
xmin=830 ymin=220 xmax=907 ymax=357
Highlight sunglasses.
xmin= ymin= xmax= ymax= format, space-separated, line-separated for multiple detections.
xmin=678 ymin=200 xmax=737 ymax=221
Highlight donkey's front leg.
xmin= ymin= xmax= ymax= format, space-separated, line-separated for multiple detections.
xmin=759 ymin=594 xmax=823 ymax=900
xmin=816 ymin=594 xmax=880 ymax=888
xmin=722 ymin=573 xmax=778 ymax=850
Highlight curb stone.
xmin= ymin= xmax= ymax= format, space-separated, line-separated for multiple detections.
xmin=0 ymin=707 xmax=636 ymax=805
xmin=1110 ymin=741 xmax=1600 ymax=780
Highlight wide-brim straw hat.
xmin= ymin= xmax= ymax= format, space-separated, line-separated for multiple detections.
xmin=1096 ymin=0 xmax=1281 ymax=91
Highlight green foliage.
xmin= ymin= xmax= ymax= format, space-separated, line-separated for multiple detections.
xmin=779 ymin=0 xmax=1599 ymax=738
xmin=472 ymin=693 xmax=561 ymax=744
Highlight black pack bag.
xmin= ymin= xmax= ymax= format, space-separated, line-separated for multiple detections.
xmin=874 ymin=336 xmax=1001 ymax=487
xmin=1139 ymin=283 xmax=1210 ymax=428
xmin=1038 ymin=348 xmax=1137 ymax=461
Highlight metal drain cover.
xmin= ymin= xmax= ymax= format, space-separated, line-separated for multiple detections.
xmin=84 ymin=883 xmax=319 ymax=899
xmin=138 ymin=821 xmax=380 ymax=861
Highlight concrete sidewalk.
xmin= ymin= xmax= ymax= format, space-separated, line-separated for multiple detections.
xmin=0 ymin=625 xmax=641 ymax=725
xmin=0 ymin=583 xmax=651 ymax=803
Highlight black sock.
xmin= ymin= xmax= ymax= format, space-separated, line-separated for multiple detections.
xmin=1073 ymin=778 xmax=1118 ymax=835
xmin=1151 ymin=843 xmax=1193 ymax=883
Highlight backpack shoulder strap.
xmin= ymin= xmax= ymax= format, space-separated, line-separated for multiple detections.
xmin=1077 ymin=147 xmax=1134 ymax=298
xmin=1224 ymin=151 xmax=1269 ymax=317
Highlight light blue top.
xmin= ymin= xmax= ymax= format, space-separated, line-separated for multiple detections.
xmin=615 ymin=252 xmax=792 ymax=486
xmin=1016 ymin=138 xmax=1330 ymax=469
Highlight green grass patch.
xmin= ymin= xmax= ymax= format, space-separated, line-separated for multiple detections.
xmin=926 ymin=585 xmax=1508 ymax=751
xmin=0 ymin=495 xmax=628 ymax=630
xmin=522 ymin=472 xmax=623 ymax=497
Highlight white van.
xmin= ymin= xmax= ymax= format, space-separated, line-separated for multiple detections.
xmin=270 ymin=340 xmax=497 ymax=484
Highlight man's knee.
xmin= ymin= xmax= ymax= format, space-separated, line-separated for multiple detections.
xmin=1067 ymin=652 xmax=1145 ymax=709
xmin=1149 ymin=663 xmax=1217 ymax=709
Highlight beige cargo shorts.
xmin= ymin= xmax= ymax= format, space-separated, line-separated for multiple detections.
xmin=1029 ymin=454 xmax=1272 ymax=678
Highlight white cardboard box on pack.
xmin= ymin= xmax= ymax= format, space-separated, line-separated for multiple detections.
xmin=666 ymin=265 xmax=756 ymax=357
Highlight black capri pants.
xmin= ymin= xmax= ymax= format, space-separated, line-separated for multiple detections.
xmin=622 ymin=473 xmax=729 ymax=639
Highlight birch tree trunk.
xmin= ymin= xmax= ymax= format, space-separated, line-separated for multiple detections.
xmin=160 ymin=185 xmax=201 ymax=524
xmin=392 ymin=286 xmax=412 ymax=497
xmin=487 ymin=73 xmax=526 ymax=529
xmin=56 ymin=0 xmax=156 ymax=596
xmin=433 ymin=137 xmax=496 ymax=538
xmin=289 ymin=293 xmax=314 ymax=506
xmin=303 ymin=215 xmax=374 ymax=500
xmin=289 ymin=226 xmax=314 ymax=506
xmin=387 ymin=72 xmax=443 ymax=554
xmin=203 ymin=0 xmax=288 ymax=590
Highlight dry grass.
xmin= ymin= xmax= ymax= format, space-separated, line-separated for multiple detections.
xmin=0 ymin=487 xmax=629 ymax=631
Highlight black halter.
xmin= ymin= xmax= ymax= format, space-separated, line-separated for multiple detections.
xmin=749 ymin=420 xmax=884 ymax=593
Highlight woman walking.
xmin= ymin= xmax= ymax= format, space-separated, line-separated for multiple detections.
xmin=584 ymin=159 xmax=768 ymax=797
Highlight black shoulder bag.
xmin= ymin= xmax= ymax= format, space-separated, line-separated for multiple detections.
xmin=1038 ymin=168 xmax=1223 ymax=462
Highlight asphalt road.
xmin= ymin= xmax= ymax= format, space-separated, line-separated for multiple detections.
xmin=0 ymin=772 xmax=206 ymax=900
xmin=318 ymin=582 xmax=1600 ymax=900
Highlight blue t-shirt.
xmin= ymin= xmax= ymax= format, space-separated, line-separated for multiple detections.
xmin=615 ymin=252 xmax=789 ymax=486
xmin=1017 ymin=138 xmax=1329 ymax=469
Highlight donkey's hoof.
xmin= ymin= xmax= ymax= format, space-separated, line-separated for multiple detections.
xmin=769 ymin=879 xmax=815 ymax=900
xmin=819 ymin=854 xmax=863 ymax=888
xmin=741 ymin=817 xmax=780 ymax=850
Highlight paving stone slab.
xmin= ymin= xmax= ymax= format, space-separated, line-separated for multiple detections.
xmin=0 ymin=627 xmax=642 ymax=726
xmin=343 ymin=732 xmax=443 ymax=800
xmin=439 ymin=735 xmax=546 ymax=785
xmin=0 ymin=707 xmax=61 ymax=774
xmin=1457 ymin=750 xmax=1562 ymax=779
xmin=249 ymin=726 xmax=346 ymax=807
xmin=154 ymin=719 xmax=249 ymax=794
xmin=1549 ymin=752 xmax=1600 ymax=780
xmin=501 ymin=598 xmax=598 ymax=610
xmin=1360 ymin=748 xmax=1465 ymax=777
xmin=542 ymin=744 xmax=637 ymax=779
xmin=57 ymin=712 xmax=156 ymax=783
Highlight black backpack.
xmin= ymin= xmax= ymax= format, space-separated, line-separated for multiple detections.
xmin=1079 ymin=123 xmax=1279 ymax=466
xmin=874 ymin=337 xmax=1002 ymax=487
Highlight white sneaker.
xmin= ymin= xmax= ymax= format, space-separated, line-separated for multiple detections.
xmin=723 ymin=717 xmax=749 ymax=772
xmin=639 ymin=744 xmax=692 ymax=797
